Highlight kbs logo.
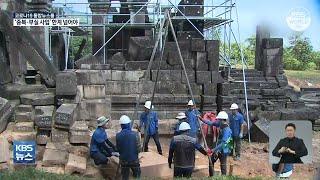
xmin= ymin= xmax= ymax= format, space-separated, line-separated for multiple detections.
xmin=13 ymin=141 xmax=36 ymax=164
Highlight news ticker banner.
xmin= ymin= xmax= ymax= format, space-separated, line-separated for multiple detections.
xmin=13 ymin=141 xmax=36 ymax=164
xmin=13 ymin=12 xmax=79 ymax=26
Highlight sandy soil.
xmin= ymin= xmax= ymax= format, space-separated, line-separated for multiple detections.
xmin=146 ymin=131 xmax=320 ymax=179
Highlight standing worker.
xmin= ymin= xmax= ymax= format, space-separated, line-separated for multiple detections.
xmin=116 ymin=115 xmax=142 ymax=180
xmin=139 ymin=101 xmax=162 ymax=155
xmin=90 ymin=116 xmax=119 ymax=167
xmin=185 ymin=100 xmax=200 ymax=138
xmin=229 ymin=103 xmax=244 ymax=161
xmin=168 ymin=122 xmax=208 ymax=178
xmin=173 ymin=112 xmax=187 ymax=135
xmin=200 ymin=111 xmax=232 ymax=176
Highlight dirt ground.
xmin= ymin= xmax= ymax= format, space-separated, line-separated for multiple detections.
xmin=287 ymin=76 xmax=320 ymax=91
xmin=146 ymin=131 xmax=320 ymax=180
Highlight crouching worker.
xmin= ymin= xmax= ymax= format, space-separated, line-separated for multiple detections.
xmin=272 ymin=163 xmax=294 ymax=179
xmin=116 ymin=115 xmax=142 ymax=180
xmin=200 ymin=111 xmax=232 ymax=176
xmin=168 ymin=122 xmax=208 ymax=178
xmin=90 ymin=116 xmax=119 ymax=167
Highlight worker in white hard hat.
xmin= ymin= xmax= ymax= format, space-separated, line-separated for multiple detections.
xmin=116 ymin=115 xmax=142 ymax=180
xmin=173 ymin=112 xmax=187 ymax=135
xmin=199 ymin=111 xmax=232 ymax=176
xmin=139 ymin=101 xmax=162 ymax=155
xmin=229 ymin=103 xmax=244 ymax=161
xmin=185 ymin=100 xmax=200 ymax=138
xmin=168 ymin=122 xmax=208 ymax=178
xmin=90 ymin=116 xmax=119 ymax=167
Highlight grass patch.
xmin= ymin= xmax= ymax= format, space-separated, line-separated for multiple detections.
xmin=284 ymin=70 xmax=320 ymax=85
xmin=0 ymin=167 xmax=96 ymax=180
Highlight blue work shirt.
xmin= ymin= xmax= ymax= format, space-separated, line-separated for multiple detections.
xmin=139 ymin=111 xmax=158 ymax=136
xmin=202 ymin=120 xmax=232 ymax=154
xmin=116 ymin=124 xmax=140 ymax=162
xmin=185 ymin=110 xmax=200 ymax=137
xmin=229 ymin=112 xmax=244 ymax=137
xmin=90 ymin=127 xmax=108 ymax=153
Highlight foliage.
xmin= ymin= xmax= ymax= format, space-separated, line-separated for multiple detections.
xmin=71 ymin=36 xmax=92 ymax=60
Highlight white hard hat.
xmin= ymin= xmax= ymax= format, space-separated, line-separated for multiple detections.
xmin=119 ymin=115 xmax=131 ymax=124
xmin=187 ymin=100 xmax=194 ymax=106
xmin=144 ymin=101 xmax=154 ymax=109
xmin=179 ymin=122 xmax=191 ymax=131
xmin=176 ymin=112 xmax=186 ymax=119
xmin=216 ymin=111 xmax=229 ymax=120
xmin=230 ymin=103 xmax=239 ymax=110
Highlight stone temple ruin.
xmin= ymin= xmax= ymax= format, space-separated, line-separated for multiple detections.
xmin=0 ymin=0 xmax=320 ymax=178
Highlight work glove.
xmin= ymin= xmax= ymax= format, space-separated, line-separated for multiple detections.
xmin=239 ymin=133 xmax=243 ymax=139
xmin=168 ymin=163 xmax=172 ymax=169
xmin=111 ymin=152 xmax=120 ymax=157
xmin=207 ymin=149 xmax=213 ymax=155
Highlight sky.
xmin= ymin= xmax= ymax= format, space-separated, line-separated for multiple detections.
xmin=53 ymin=0 xmax=320 ymax=50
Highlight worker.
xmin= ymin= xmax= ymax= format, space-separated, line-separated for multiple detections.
xmin=173 ymin=112 xmax=187 ymax=135
xmin=185 ymin=100 xmax=200 ymax=138
xmin=116 ymin=115 xmax=142 ymax=180
xmin=272 ymin=163 xmax=294 ymax=178
xmin=90 ymin=116 xmax=119 ymax=167
xmin=272 ymin=123 xmax=308 ymax=163
xmin=229 ymin=103 xmax=244 ymax=161
xmin=168 ymin=122 xmax=208 ymax=178
xmin=200 ymin=111 xmax=232 ymax=176
xmin=139 ymin=101 xmax=162 ymax=155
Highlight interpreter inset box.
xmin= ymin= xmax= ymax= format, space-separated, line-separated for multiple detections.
xmin=269 ymin=120 xmax=312 ymax=164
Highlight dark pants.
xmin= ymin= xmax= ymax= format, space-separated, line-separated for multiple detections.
xmin=210 ymin=152 xmax=228 ymax=176
xmin=233 ymin=136 xmax=241 ymax=157
xmin=144 ymin=133 xmax=162 ymax=154
xmin=174 ymin=168 xmax=193 ymax=178
xmin=121 ymin=160 xmax=141 ymax=180
xmin=90 ymin=152 xmax=109 ymax=165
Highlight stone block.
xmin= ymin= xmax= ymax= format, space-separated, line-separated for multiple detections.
xmin=177 ymin=31 xmax=201 ymax=41
xmin=164 ymin=42 xmax=191 ymax=52
xmin=151 ymin=60 xmax=168 ymax=70
xmin=217 ymin=83 xmax=230 ymax=96
xmin=42 ymin=148 xmax=69 ymax=166
xmin=125 ymin=61 xmax=149 ymax=70
xmin=0 ymin=137 xmax=10 ymax=163
xmin=254 ymin=110 xmax=281 ymax=122
xmin=261 ymin=89 xmax=275 ymax=96
xmin=56 ymin=71 xmax=77 ymax=96
xmin=151 ymin=70 xmax=182 ymax=82
xmin=262 ymin=38 xmax=283 ymax=49
xmin=211 ymin=71 xmax=224 ymax=84
xmin=167 ymin=64 xmax=182 ymax=70
xmin=167 ymin=51 xmax=193 ymax=65
xmin=263 ymin=54 xmax=281 ymax=76
xmin=69 ymin=121 xmax=90 ymax=144
xmin=91 ymin=64 xmax=111 ymax=70
xmin=51 ymin=128 xmax=69 ymax=142
xmin=206 ymin=40 xmax=219 ymax=52
xmin=274 ymin=89 xmax=285 ymax=96
xmin=35 ymin=106 xmax=55 ymax=129
xmin=15 ymin=111 xmax=34 ymax=122
xmin=286 ymin=101 xmax=305 ymax=109
xmin=37 ymin=129 xmax=51 ymax=145
xmin=128 ymin=36 xmax=155 ymax=61
xmin=112 ymin=70 xmax=146 ymax=82
xmin=20 ymin=92 xmax=55 ymax=106
xmin=181 ymin=71 xmax=196 ymax=84
xmin=178 ymin=5 xmax=204 ymax=16
xmin=11 ymin=132 xmax=36 ymax=141
xmin=76 ymin=70 xmax=111 ymax=85
xmin=196 ymin=71 xmax=211 ymax=84
xmin=251 ymin=118 xmax=269 ymax=143
xmin=0 ymin=84 xmax=48 ymax=100
xmin=106 ymin=81 xmax=154 ymax=95
xmin=77 ymin=98 xmax=111 ymax=120
xmin=110 ymin=52 xmax=127 ymax=64
xmin=183 ymin=59 xmax=195 ymax=70
xmin=208 ymin=51 xmax=220 ymax=71
xmin=110 ymin=64 xmax=125 ymax=70
xmin=83 ymin=85 xmax=106 ymax=99
xmin=37 ymin=165 xmax=65 ymax=174
xmin=80 ymin=64 xmax=92 ymax=70
xmin=55 ymin=104 xmax=78 ymax=127
xmin=196 ymin=60 xmax=209 ymax=71
xmin=203 ymin=83 xmax=217 ymax=96
xmin=188 ymin=83 xmax=202 ymax=95
xmin=13 ymin=122 xmax=34 ymax=132
xmin=139 ymin=152 xmax=172 ymax=178
xmin=261 ymin=103 xmax=276 ymax=111
xmin=84 ymin=163 xmax=104 ymax=179
xmin=74 ymin=55 xmax=99 ymax=68
xmin=65 ymin=153 xmax=87 ymax=175
xmin=191 ymin=38 xmax=205 ymax=51
xmin=157 ymin=81 xmax=188 ymax=94
xmin=16 ymin=104 xmax=33 ymax=113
